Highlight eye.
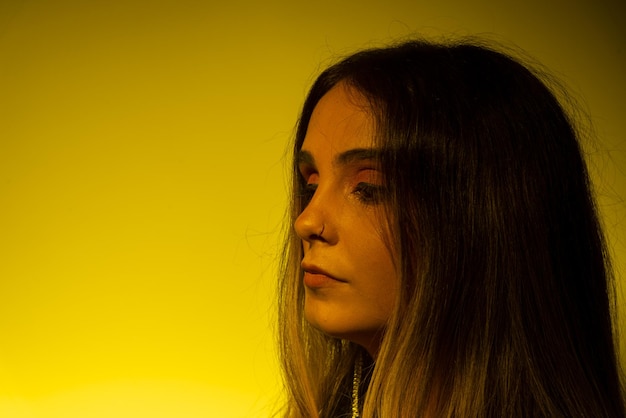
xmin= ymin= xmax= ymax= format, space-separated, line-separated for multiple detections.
xmin=353 ymin=182 xmax=386 ymax=204
xmin=298 ymin=182 xmax=318 ymax=207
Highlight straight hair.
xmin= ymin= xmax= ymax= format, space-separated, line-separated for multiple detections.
xmin=278 ymin=39 xmax=625 ymax=417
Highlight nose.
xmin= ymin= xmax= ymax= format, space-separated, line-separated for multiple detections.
xmin=294 ymin=190 xmax=330 ymax=244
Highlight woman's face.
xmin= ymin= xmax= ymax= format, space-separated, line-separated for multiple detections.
xmin=294 ymin=82 xmax=397 ymax=356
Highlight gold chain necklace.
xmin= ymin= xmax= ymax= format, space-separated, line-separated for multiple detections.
xmin=351 ymin=354 xmax=363 ymax=418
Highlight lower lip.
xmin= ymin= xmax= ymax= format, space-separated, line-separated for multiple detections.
xmin=303 ymin=272 xmax=341 ymax=288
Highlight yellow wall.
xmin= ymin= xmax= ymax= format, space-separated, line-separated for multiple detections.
xmin=0 ymin=0 xmax=623 ymax=416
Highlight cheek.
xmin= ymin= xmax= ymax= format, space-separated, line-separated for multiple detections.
xmin=355 ymin=241 xmax=398 ymax=307
xmin=352 ymin=222 xmax=395 ymax=277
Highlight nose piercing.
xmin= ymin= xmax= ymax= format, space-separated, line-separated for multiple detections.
xmin=319 ymin=224 xmax=325 ymax=238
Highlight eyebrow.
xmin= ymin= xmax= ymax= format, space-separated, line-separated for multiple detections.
xmin=297 ymin=148 xmax=380 ymax=168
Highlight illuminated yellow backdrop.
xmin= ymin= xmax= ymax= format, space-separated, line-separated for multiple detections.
xmin=1 ymin=0 xmax=624 ymax=416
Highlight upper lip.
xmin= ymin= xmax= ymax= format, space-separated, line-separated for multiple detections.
xmin=301 ymin=262 xmax=346 ymax=282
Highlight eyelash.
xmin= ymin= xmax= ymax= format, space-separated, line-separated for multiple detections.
xmin=298 ymin=183 xmax=317 ymax=206
xmin=297 ymin=181 xmax=385 ymax=206
xmin=353 ymin=182 xmax=386 ymax=204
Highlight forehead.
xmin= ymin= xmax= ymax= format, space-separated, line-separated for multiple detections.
xmin=302 ymin=82 xmax=375 ymax=153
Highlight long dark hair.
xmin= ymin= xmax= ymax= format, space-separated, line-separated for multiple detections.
xmin=278 ymin=39 xmax=625 ymax=417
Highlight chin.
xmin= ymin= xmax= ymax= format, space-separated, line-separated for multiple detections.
xmin=305 ymin=312 xmax=381 ymax=351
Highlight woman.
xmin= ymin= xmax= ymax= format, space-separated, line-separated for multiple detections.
xmin=277 ymin=39 xmax=625 ymax=417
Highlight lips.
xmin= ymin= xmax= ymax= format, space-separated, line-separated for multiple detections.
xmin=301 ymin=262 xmax=346 ymax=288
xmin=302 ymin=263 xmax=332 ymax=277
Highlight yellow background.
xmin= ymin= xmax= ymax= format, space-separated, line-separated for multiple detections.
xmin=0 ymin=0 xmax=624 ymax=416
